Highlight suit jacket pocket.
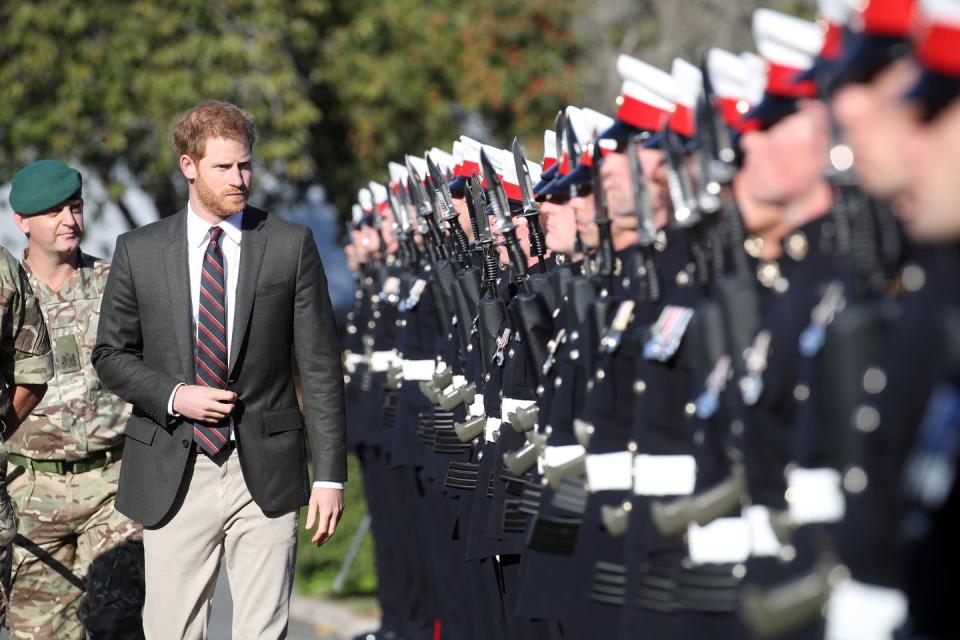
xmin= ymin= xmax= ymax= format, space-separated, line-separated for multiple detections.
xmin=255 ymin=280 xmax=291 ymax=299
xmin=125 ymin=417 xmax=158 ymax=445
xmin=263 ymin=407 xmax=305 ymax=435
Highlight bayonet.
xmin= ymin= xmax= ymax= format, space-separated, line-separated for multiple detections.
xmin=700 ymin=59 xmax=738 ymax=179
xmin=396 ymin=174 xmax=420 ymax=235
xmin=406 ymin=159 xmax=448 ymax=261
xmin=480 ymin=149 xmax=514 ymax=236
xmin=388 ymin=183 xmax=409 ymax=234
xmin=664 ymin=125 xmax=714 ymax=285
xmin=388 ymin=182 xmax=419 ymax=269
xmin=565 ymin=117 xmax=583 ymax=197
xmin=405 ymin=159 xmax=430 ymax=219
xmin=694 ymin=90 xmax=723 ymax=217
xmin=480 ymin=149 xmax=528 ymax=287
xmin=628 ymin=136 xmax=659 ymax=247
xmin=512 ymin=138 xmax=537 ymax=213
xmin=407 ymin=176 xmax=439 ymax=263
xmin=554 ymin=110 xmax=566 ymax=168
xmin=512 ymin=138 xmax=547 ymax=273
xmin=427 ymin=154 xmax=455 ymax=222
xmin=360 ymin=190 xmax=385 ymax=259
xmin=428 ymin=154 xmax=471 ymax=265
xmin=559 ymin=110 xmax=585 ymax=262
xmin=695 ymin=60 xmax=736 ymax=212
xmin=468 ymin=174 xmax=491 ymax=245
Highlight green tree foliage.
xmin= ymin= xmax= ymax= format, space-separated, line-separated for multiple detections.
xmin=311 ymin=0 xmax=580 ymax=210
xmin=1 ymin=0 xmax=580 ymax=219
xmin=0 ymin=0 xmax=322 ymax=218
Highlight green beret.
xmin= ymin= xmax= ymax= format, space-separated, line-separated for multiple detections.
xmin=9 ymin=159 xmax=83 ymax=216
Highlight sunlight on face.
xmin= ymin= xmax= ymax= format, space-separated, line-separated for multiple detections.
xmin=902 ymin=99 xmax=960 ymax=242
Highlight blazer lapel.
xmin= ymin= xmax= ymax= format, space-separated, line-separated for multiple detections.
xmin=163 ymin=212 xmax=195 ymax=381
xmin=229 ymin=210 xmax=267 ymax=374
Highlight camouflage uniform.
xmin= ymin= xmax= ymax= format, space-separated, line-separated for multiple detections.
xmin=0 ymin=247 xmax=54 ymax=423
xmin=4 ymin=251 xmax=140 ymax=640
xmin=0 ymin=245 xmax=54 ymax=622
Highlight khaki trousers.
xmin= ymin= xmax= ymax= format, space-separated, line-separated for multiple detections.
xmin=142 ymin=447 xmax=298 ymax=640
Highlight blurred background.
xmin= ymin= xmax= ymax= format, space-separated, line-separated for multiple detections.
xmin=0 ymin=0 xmax=812 ymax=634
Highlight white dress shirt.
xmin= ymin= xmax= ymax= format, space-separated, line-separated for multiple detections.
xmin=168 ymin=203 xmax=343 ymax=491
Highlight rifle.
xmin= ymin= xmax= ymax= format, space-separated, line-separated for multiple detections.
xmin=696 ymin=57 xmax=750 ymax=278
xmin=513 ymin=138 xmax=560 ymax=309
xmin=386 ymin=182 xmax=419 ymax=271
xmin=426 ymin=154 xmax=481 ymax=367
xmin=694 ymin=65 xmax=762 ymax=380
xmin=469 ymin=172 xmax=508 ymax=378
xmin=663 ymin=125 xmax=712 ymax=287
xmin=481 ymin=149 xmax=528 ymax=290
xmin=592 ymin=140 xmax=615 ymax=290
xmin=627 ymin=135 xmax=662 ymax=303
xmin=481 ymin=149 xmax=554 ymax=386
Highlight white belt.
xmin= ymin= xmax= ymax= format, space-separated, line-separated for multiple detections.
xmin=401 ymin=359 xmax=435 ymax=381
xmin=585 ymin=451 xmax=634 ymax=492
xmin=743 ymin=505 xmax=783 ymax=557
xmin=633 ymin=454 xmax=697 ymax=496
xmin=370 ymin=350 xmax=398 ymax=373
xmin=687 ymin=517 xmax=752 ymax=566
xmin=468 ymin=394 xmax=485 ymax=418
xmin=786 ymin=467 xmax=845 ymax=526
xmin=543 ymin=445 xmax=586 ymax=467
xmin=825 ymin=579 xmax=907 ymax=640
xmin=542 ymin=444 xmax=586 ymax=476
xmin=484 ymin=417 xmax=502 ymax=443
xmin=501 ymin=397 xmax=535 ymax=423
xmin=344 ymin=352 xmax=366 ymax=374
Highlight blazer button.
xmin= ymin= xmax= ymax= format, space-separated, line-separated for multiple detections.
xmin=181 ymin=439 xmax=190 ymax=448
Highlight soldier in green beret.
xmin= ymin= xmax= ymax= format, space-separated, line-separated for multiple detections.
xmin=3 ymin=159 xmax=141 ymax=639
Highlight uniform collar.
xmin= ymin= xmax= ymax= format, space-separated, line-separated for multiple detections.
xmin=21 ymin=250 xmax=98 ymax=300
xmin=187 ymin=201 xmax=244 ymax=249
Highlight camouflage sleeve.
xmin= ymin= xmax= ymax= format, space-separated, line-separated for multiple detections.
xmin=7 ymin=259 xmax=53 ymax=385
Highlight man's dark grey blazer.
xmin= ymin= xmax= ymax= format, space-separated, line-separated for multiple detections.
xmin=92 ymin=207 xmax=346 ymax=527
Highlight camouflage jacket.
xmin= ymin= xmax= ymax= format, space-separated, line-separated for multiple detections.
xmin=0 ymin=246 xmax=54 ymax=421
xmin=5 ymin=251 xmax=130 ymax=460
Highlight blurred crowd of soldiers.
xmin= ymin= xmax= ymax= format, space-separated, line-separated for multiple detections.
xmin=341 ymin=0 xmax=960 ymax=639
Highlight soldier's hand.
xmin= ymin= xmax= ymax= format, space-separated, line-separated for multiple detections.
xmin=305 ymin=487 xmax=344 ymax=546
xmin=172 ymin=385 xmax=237 ymax=423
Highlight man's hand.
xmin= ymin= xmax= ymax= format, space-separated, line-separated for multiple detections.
xmin=305 ymin=487 xmax=344 ymax=546
xmin=1 ymin=382 xmax=47 ymax=438
xmin=172 ymin=385 xmax=236 ymax=423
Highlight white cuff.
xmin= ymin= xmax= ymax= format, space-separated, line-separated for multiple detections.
xmin=168 ymin=383 xmax=186 ymax=417
xmin=313 ymin=481 xmax=345 ymax=490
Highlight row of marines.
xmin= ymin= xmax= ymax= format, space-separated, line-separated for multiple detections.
xmin=342 ymin=1 xmax=960 ymax=639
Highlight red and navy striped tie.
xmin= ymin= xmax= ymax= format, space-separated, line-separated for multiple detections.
xmin=194 ymin=226 xmax=231 ymax=455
